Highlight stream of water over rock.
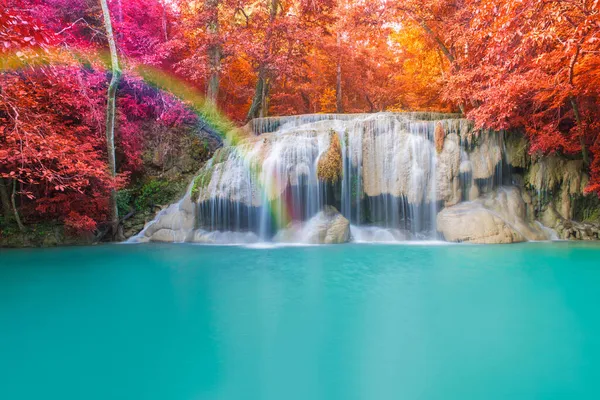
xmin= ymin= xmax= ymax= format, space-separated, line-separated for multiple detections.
xmin=133 ymin=112 xmax=556 ymax=244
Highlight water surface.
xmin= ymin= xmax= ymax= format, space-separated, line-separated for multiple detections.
xmin=1 ymin=242 xmax=600 ymax=399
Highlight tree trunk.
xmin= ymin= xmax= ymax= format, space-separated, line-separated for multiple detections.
xmin=414 ymin=18 xmax=466 ymax=114
xmin=206 ymin=0 xmax=220 ymax=105
xmin=260 ymin=75 xmax=270 ymax=118
xmin=0 ymin=179 xmax=25 ymax=232
xmin=246 ymin=68 xmax=266 ymax=121
xmin=100 ymin=0 xmax=123 ymax=240
xmin=0 ymin=178 xmax=13 ymax=221
xmin=568 ymin=44 xmax=588 ymax=167
xmin=336 ymin=33 xmax=343 ymax=113
xmin=11 ymin=179 xmax=24 ymax=231
xmin=245 ymin=0 xmax=278 ymax=121
xmin=570 ymin=96 xmax=589 ymax=166
xmin=300 ymin=91 xmax=310 ymax=113
xmin=365 ymin=94 xmax=375 ymax=113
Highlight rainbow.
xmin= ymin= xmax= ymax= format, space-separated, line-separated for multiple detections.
xmin=1 ymin=46 xmax=293 ymax=231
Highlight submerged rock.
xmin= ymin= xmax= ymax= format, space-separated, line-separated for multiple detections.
xmin=274 ymin=206 xmax=350 ymax=244
xmin=437 ymin=187 xmax=549 ymax=244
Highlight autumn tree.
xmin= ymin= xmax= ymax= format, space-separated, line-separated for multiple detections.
xmin=100 ymin=0 xmax=123 ymax=238
xmin=441 ymin=0 xmax=600 ymax=190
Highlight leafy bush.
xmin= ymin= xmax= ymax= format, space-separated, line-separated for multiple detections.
xmin=134 ymin=179 xmax=179 ymax=211
xmin=117 ymin=189 xmax=133 ymax=216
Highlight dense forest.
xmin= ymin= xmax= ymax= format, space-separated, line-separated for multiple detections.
xmin=1 ymin=0 xmax=599 ymax=243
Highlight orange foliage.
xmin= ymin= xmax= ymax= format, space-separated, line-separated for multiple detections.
xmin=3 ymin=0 xmax=600 ymax=227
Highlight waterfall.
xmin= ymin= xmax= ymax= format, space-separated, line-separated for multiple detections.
xmin=135 ymin=112 xmax=512 ymax=244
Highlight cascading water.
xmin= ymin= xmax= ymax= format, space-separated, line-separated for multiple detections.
xmin=133 ymin=112 xmax=528 ymax=244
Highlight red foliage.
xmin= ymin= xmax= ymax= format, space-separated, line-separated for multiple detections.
xmin=2 ymin=0 xmax=600 ymax=236
xmin=1 ymin=1 xmax=199 ymax=230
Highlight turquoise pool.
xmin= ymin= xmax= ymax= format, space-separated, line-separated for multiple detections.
xmin=1 ymin=242 xmax=600 ymax=399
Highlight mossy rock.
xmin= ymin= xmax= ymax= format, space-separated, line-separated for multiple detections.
xmin=191 ymin=166 xmax=214 ymax=202
xmin=504 ymin=133 xmax=529 ymax=168
xmin=317 ymin=130 xmax=343 ymax=183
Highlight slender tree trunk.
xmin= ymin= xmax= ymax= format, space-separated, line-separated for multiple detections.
xmin=9 ymin=179 xmax=24 ymax=232
xmin=100 ymin=0 xmax=123 ymax=240
xmin=300 ymin=91 xmax=310 ymax=113
xmin=246 ymin=68 xmax=266 ymax=121
xmin=260 ymin=76 xmax=270 ymax=118
xmin=568 ymin=44 xmax=588 ymax=166
xmin=0 ymin=178 xmax=13 ymax=221
xmin=570 ymin=96 xmax=589 ymax=166
xmin=336 ymin=33 xmax=343 ymax=113
xmin=365 ymin=94 xmax=375 ymax=113
xmin=414 ymin=18 xmax=466 ymax=114
xmin=246 ymin=0 xmax=278 ymax=121
xmin=206 ymin=0 xmax=220 ymax=105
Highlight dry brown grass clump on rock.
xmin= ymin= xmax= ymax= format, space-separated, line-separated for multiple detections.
xmin=317 ymin=130 xmax=343 ymax=183
xmin=435 ymin=122 xmax=445 ymax=154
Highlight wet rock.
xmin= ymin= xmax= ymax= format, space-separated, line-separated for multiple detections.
xmin=149 ymin=229 xmax=188 ymax=243
xmin=136 ymin=199 xmax=195 ymax=243
xmin=350 ymin=226 xmax=413 ymax=242
xmin=436 ymin=133 xmax=462 ymax=206
xmin=526 ymin=156 xmax=588 ymax=219
xmin=468 ymin=184 xmax=480 ymax=201
xmin=274 ymin=206 xmax=350 ymax=244
xmin=542 ymin=205 xmax=600 ymax=241
xmin=504 ymin=133 xmax=529 ymax=168
xmin=468 ymin=131 xmax=503 ymax=180
xmin=437 ymin=186 xmax=548 ymax=244
xmin=190 ymin=230 xmax=260 ymax=244
xmin=437 ymin=202 xmax=526 ymax=244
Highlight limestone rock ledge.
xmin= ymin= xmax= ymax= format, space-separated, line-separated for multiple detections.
xmin=437 ymin=187 xmax=549 ymax=244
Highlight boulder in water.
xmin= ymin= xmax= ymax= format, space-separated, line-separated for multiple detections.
xmin=274 ymin=206 xmax=350 ymax=244
xmin=437 ymin=187 xmax=549 ymax=244
xmin=437 ymin=202 xmax=526 ymax=244
xmin=149 ymin=228 xmax=189 ymax=243
xmin=133 ymin=194 xmax=196 ymax=243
